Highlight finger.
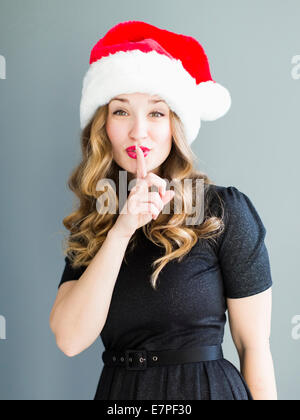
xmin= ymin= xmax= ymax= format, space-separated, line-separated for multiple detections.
xmin=132 ymin=178 xmax=148 ymax=197
xmin=136 ymin=145 xmax=147 ymax=180
xmin=137 ymin=202 xmax=160 ymax=219
xmin=149 ymin=190 xmax=175 ymax=218
xmin=142 ymin=172 xmax=167 ymax=197
xmin=142 ymin=191 xmax=164 ymax=212
xmin=161 ymin=189 xmax=175 ymax=204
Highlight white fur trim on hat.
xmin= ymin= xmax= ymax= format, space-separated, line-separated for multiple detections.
xmin=80 ymin=50 xmax=231 ymax=144
xmin=197 ymin=81 xmax=232 ymax=121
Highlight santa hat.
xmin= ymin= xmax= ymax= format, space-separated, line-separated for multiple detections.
xmin=80 ymin=20 xmax=231 ymax=145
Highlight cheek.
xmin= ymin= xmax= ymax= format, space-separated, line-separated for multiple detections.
xmin=152 ymin=119 xmax=171 ymax=138
xmin=106 ymin=120 xmax=124 ymax=148
xmin=153 ymin=122 xmax=172 ymax=150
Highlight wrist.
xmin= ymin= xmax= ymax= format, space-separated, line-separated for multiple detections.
xmin=108 ymin=225 xmax=134 ymax=241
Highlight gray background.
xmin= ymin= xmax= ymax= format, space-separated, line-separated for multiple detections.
xmin=0 ymin=0 xmax=299 ymax=400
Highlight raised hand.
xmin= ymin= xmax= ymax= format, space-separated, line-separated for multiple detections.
xmin=112 ymin=145 xmax=175 ymax=238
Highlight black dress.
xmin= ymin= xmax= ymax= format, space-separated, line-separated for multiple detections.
xmin=58 ymin=185 xmax=273 ymax=400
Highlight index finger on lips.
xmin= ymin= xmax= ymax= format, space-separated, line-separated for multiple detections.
xmin=136 ymin=146 xmax=147 ymax=180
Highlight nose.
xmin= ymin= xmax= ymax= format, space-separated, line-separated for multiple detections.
xmin=129 ymin=116 xmax=148 ymax=141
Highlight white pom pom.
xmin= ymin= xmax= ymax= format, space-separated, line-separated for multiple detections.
xmin=197 ymin=81 xmax=231 ymax=121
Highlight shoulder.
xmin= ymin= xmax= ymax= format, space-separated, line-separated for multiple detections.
xmin=58 ymin=255 xmax=87 ymax=289
xmin=207 ymin=184 xmax=262 ymax=217
xmin=206 ymin=183 xmax=267 ymax=238
xmin=207 ymin=183 xmax=247 ymax=205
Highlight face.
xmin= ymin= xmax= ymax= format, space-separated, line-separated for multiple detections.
xmin=106 ymin=92 xmax=173 ymax=180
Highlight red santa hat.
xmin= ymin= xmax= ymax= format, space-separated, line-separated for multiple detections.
xmin=80 ymin=20 xmax=231 ymax=145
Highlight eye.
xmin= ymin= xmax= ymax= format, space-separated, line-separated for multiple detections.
xmin=112 ymin=110 xmax=165 ymax=117
xmin=113 ymin=110 xmax=127 ymax=116
xmin=151 ymin=111 xmax=164 ymax=118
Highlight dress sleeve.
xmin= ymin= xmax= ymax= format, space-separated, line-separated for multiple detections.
xmin=217 ymin=186 xmax=273 ymax=299
xmin=58 ymin=256 xmax=87 ymax=289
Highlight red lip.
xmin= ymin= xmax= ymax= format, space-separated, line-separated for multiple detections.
xmin=126 ymin=146 xmax=150 ymax=152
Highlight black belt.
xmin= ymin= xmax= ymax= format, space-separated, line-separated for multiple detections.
xmin=102 ymin=345 xmax=223 ymax=371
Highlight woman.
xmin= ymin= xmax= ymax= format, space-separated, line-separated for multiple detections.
xmin=49 ymin=20 xmax=277 ymax=400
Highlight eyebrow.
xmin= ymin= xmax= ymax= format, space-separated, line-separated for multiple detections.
xmin=110 ymin=97 xmax=166 ymax=104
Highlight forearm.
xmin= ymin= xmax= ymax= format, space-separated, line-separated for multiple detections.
xmin=51 ymin=227 xmax=131 ymax=356
xmin=239 ymin=345 xmax=278 ymax=400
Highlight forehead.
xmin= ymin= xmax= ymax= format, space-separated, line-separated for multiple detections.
xmin=110 ymin=93 xmax=167 ymax=105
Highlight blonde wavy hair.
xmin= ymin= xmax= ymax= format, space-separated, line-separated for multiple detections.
xmin=62 ymin=104 xmax=225 ymax=290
